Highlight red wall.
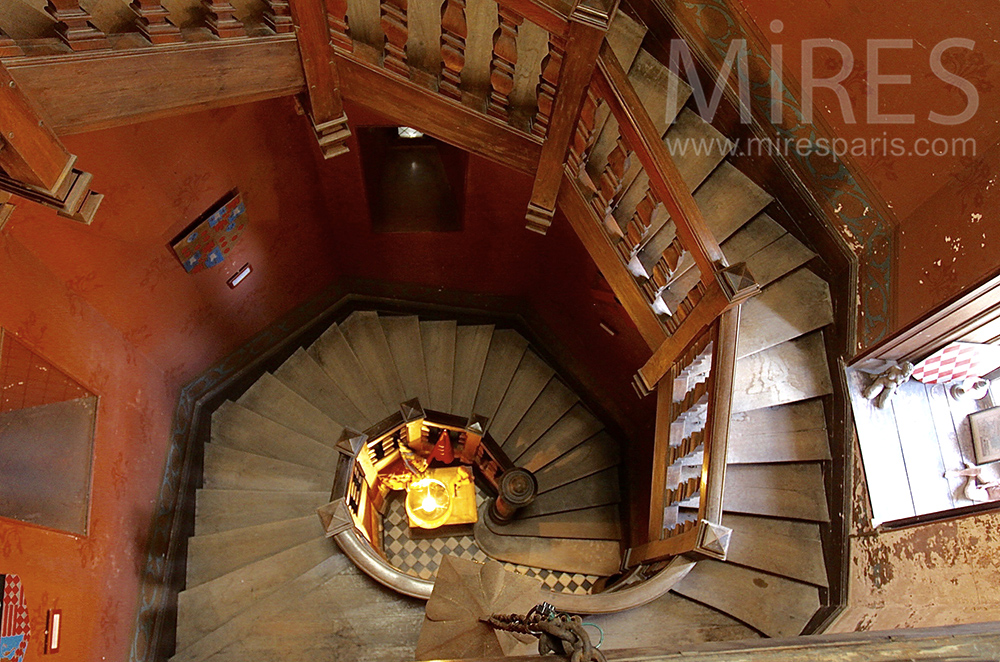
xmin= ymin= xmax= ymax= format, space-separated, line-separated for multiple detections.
xmin=0 ymin=96 xmax=653 ymax=662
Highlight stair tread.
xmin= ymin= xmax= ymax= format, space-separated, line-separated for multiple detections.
xmin=452 ymin=324 xmax=494 ymax=419
xmin=381 ymin=315 xmax=431 ymax=404
xmin=236 ymin=372 xmax=344 ymax=447
xmin=737 ymin=268 xmax=834 ymax=359
xmin=202 ymin=443 xmax=336 ymax=492
xmin=176 ymin=536 xmax=336 ymax=651
xmin=723 ymin=463 xmax=830 ymax=521
xmin=732 ymin=331 xmax=833 ymax=413
xmin=309 ymin=324 xmax=391 ymax=422
xmin=501 ymin=377 xmax=578 ymax=456
xmin=520 ymin=466 xmax=619 ymax=518
xmin=488 ymin=350 xmax=554 ymax=440
xmin=722 ymin=514 xmax=829 ymax=587
xmin=483 ymin=504 xmax=622 ymax=540
xmin=737 ymin=228 xmax=816 ymax=288
xmin=472 ymin=328 xmax=529 ymax=422
xmin=420 ymin=319 xmax=457 ymax=412
xmin=170 ymin=555 xmax=358 ymax=662
xmin=176 ymin=563 xmax=425 ymax=662
xmin=210 ymin=402 xmax=338 ymax=473
xmin=725 ymin=427 xmax=832 ymax=464
xmin=730 ymin=399 xmax=827 ymax=437
xmin=518 ymin=403 xmax=603 ymax=471
xmin=473 ymin=517 xmax=621 ymax=575
xmin=534 ymin=431 xmax=620 ymax=493
xmin=195 ymin=489 xmax=331 ymax=535
xmin=605 ymin=11 xmax=647 ymax=74
xmin=639 ymin=162 xmax=772 ymax=275
xmin=341 ymin=310 xmax=407 ymax=412
xmin=274 ymin=348 xmax=370 ymax=431
xmin=186 ymin=515 xmax=326 ymax=589
xmin=672 ymin=559 xmax=820 ymax=638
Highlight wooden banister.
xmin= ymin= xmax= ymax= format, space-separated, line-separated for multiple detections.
xmin=700 ymin=305 xmax=739 ymax=524
xmin=592 ymin=41 xmax=724 ymax=285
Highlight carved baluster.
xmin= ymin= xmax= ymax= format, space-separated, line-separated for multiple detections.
xmin=380 ymin=0 xmax=409 ymax=77
xmin=531 ymin=33 xmax=566 ymax=137
xmin=439 ymin=0 xmax=467 ymax=100
xmin=131 ymin=0 xmax=183 ymax=44
xmin=487 ymin=8 xmax=522 ymax=121
xmin=202 ymin=0 xmax=246 ymax=38
xmin=0 ymin=29 xmax=23 ymax=57
xmin=326 ymin=0 xmax=352 ymax=52
xmin=593 ymin=135 xmax=631 ymax=217
xmin=45 ymin=0 xmax=111 ymax=51
xmin=567 ymin=88 xmax=598 ymax=176
xmin=263 ymin=0 xmax=294 ymax=33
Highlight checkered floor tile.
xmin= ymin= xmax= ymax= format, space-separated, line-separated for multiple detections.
xmin=380 ymin=491 xmax=600 ymax=594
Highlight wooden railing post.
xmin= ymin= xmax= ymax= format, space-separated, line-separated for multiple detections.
xmin=202 ymin=0 xmax=247 ymax=38
xmin=487 ymin=7 xmax=523 ymax=121
xmin=380 ymin=0 xmax=409 ymax=77
xmin=263 ymin=0 xmax=296 ymax=34
xmin=130 ymin=0 xmax=184 ymax=44
xmin=439 ymin=0 xmax=468 ymax=101
xmin=531 ymin=33 xmax=566 ymax=138
xmin=326 ymin=0 xmax=353 ymax=51
xmin=289 ymin=0 xmax=351 ymax=158
xmin=45 ymin=0 xmax=111 ymax=51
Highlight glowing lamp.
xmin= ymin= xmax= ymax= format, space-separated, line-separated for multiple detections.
xmin=405 ymin=478 xmax=452 ymax=529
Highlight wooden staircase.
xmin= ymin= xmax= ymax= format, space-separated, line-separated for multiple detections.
xmin=0 ymin=0 xmax=845 ymax=656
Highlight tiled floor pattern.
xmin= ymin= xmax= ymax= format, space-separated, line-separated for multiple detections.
xmin=380 ymin=491 xmax=599 ymax=594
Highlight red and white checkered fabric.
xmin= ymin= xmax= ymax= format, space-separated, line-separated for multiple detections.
xmin=912 ymin=342 xmax=1000 ymax=384
xmin=1 ymin=574 xmax=30 ymax=662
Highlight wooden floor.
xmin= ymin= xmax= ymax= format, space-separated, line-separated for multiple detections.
xmin=846 ymin=366 xmax=999 ymax=525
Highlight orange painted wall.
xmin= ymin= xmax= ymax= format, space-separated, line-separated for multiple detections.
xmin=0 ymin=96 xmax=653 ymax=662
xmin=732 ymin=0 xmax=1000 ymax=331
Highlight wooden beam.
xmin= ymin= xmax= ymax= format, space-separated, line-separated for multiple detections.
xmin=0 ymin=62 xmax=74 ymax=191
xmin=646 ymin=381 xmax=673 ymax=542
xmin=594 ymin=41 xmax=725 ymax=283
xmin=558 ymin=172 xmax=666 ymax=349
xmin=525 ymin=20 xmax=603 ymax=234
xmin=5 ymin=36 xmax=306 ymax=136
xmin=289 ymin=0 xmax=351 ymax=158
xmin=336 ymin=53 xmax=542 ymax=174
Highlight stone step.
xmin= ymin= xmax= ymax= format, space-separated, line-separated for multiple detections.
xmin=202 ymin=443 xmax=336 ymax=492
xmin=176 ymin=536 xmax=337 ymax=651
xmin=194 ymin=489 xmax=330 ymax=535
xmin=472 ymin=328 xmax=529 ymax=422
xmin=517 ymin=403 xmax=603 ymax=471
xmin=672 ymin=559 xmax=820 ymax=638
xmin=473 ymin=518 xmax=621 ymax=575
xmin=210 ymin=402 xmax=338 ymax=473
xmin=722 ymin=514 xmax=829 ymax=587
xmin=501 ymin=376 xmax=578 ymax=457
xmin=236 ymin=372 xmax=344 ymax=447
xmin=487 ymin=350 xmax=554 ymax=440
xmin=273 ymin=348 xmax=370 ymax=431
xmin=309 ymin=323 xmax=391 ymax=422
xmin=185 ymin=515 xmax=326 ymax=589
xmin=381 ymin=315 xmax=431 ymax=404
xmin=723 ymin=463 xmax=830 ymax=522
xmin=732 ymin=331 xmax=833 ymax=413
xmin=451 ymin=324 xmax=494 ymax=418
xmin=737 ymin=268 xmax=834 ymax=359
xmin=520 ymin=466 xmax=620 ymax=518
xmin=533 ymin=431 xmax=620 ymax=493
xmin=420 ymin=319 xmax=457 ymax=412
xmin=341 ymin=310 xmax=407 ymax=412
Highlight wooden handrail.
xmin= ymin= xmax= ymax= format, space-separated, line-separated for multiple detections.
xmin=592 ymin=41 xmax=725 ymax=286
xmin=700 ymin=304 xmax=739 ymax=523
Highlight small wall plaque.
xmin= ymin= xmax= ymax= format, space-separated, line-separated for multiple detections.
xmin=969 ymin=406 xmax=1000 ymax=464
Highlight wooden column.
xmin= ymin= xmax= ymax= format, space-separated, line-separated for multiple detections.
xmin=0 ymin=29 xmax=23 ymax=57
xmin=45 ymin=0 xmax=111 ymax=51
xmin=289 ymin=0 xmax=351 ymax=158
xmin=439 ymin=0 xmax=467 ymax=100
xmin=131 ymin=1 xmax=184 ymax=44
xmin=531 ymin=33 xmax=566 ymax=138
xmin=202 ymin=0 xmax=247 ymax=38
xmin=487 ymin=8 xmax=522 ymax=121
xmin=380 ymin=0 xmax=409 ymax=77
xmin=263 ymin=0 xmax=295 ymax=34
xmin=524 ymin=16 xmax=606 ymax=234
xmin=326 ymin=0 xmax=352 ymax=51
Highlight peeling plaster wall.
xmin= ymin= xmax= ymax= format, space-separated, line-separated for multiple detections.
xmin=830 ymin=442 xmax=1000 ymax=632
